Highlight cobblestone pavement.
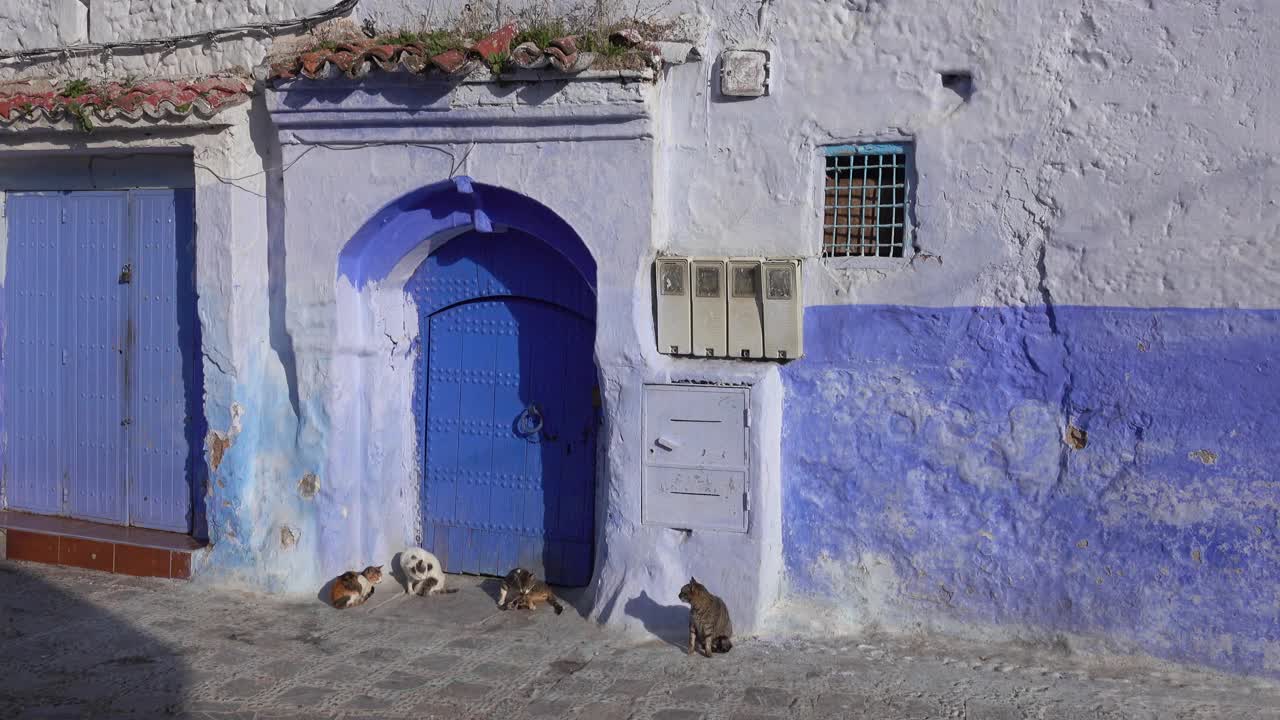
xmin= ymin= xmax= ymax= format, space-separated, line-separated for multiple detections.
xmin=2 ymin=560 xmax=1279 ymax=720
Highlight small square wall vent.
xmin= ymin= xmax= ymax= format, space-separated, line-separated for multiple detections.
xmin=720 ymin=49 xmax=769 ymax=98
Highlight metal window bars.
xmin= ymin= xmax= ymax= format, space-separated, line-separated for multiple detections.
xmin=822 ymin=144 xmax=910 ymax=258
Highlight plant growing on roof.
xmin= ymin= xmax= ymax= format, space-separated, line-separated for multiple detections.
xmin=514 ymin=18 xmax=568 ymax=49
xmin=380 ymin=30 xmax=423 ymax=45
xmin=61 ymin=78 xmax=92 ymax=98
xmin=67 ymin=101 xmax=94 ymax=133
xmin=417 ymin=29 xmax=464 ymax=56
xmin=486 ymin=50 xmax=511 ymax=76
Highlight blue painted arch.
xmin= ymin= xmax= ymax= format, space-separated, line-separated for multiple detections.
xmin=339 ymin=177 xmax=601 ymax=586
xmin=338 ymin=175 xmax=597 ymax=293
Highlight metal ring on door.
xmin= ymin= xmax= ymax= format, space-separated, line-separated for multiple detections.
xmin=516 ymin=403 xmax=544 ymax=437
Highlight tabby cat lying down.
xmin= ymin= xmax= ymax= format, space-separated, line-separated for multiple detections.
xmin=497 ymin=567 xmax=564 ymax=615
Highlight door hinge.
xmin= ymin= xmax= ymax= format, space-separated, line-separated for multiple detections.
xmin=743 ymin=406 xmax=750 ymax=427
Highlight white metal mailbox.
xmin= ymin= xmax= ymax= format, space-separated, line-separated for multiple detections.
xmin=762 ymin=259 xmax=803 ymax=360
xmin=690 ymin=259 xmax=728 ymax=357
xmin=655 ymin=258 xmax=692 ymax=355
xmin=727 ymin=259 xmax=764 ymax=359
xmin=642 ymin=384 xmax=749 ymax=533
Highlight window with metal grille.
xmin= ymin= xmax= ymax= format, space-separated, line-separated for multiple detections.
xmin=822 ymin=143 xmax=911 ymax=258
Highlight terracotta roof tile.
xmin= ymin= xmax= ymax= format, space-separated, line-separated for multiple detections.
xmin=471 ymin=23 xmax=518 ymax=62
xmin=268 ymin=23 xmax=700 ymax=85
xmin=0 ymin=74 xmax=251 ymax=128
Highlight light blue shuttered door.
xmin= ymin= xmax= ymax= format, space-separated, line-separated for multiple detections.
xmin=3 ymin=190 xmax=198 ymax=532
xmin=128 ymin=190 xmax=198 ymax=533
xmin=4 ymin=194 xmax=65 ymax=516
xmin=64 ymin=193 xmax=130 ymax=524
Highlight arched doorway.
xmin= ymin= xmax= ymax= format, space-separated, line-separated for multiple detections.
xmin=337 ymin=177 xmax=599 ymax=588
xmin=408 ymin=229 xmax=596 ymax=586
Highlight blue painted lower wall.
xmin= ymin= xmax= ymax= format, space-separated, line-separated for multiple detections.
xmin=782 ymin=305 xmax=1280 ymax=677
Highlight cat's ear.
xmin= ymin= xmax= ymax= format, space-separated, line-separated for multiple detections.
xmin=375 ymin=565 xmax=383 ymax=571
xmin=689 ymin=576 xmax=697 ymax=584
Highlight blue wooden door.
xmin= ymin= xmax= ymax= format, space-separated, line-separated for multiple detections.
xmin=4 ymin=194 xmax=65 ymax=516
xmin=413 ymin=230 xmax=597 ymax=586
xmin=64 ymin=193 xmax=130 ymax=524
xmin=128 ymin=190 xmax=200 ymax=533
xmin=3 ymin=190 xmax=198 ymax=533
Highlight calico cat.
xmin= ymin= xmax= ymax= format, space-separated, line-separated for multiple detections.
xmin=397 ymin=547 xmax=456 ymax=596
xmin=678 ymin=577 xmax=733 ymax=657
xmin=329 ymin=565 xmax=383 ymax=609
xmin=497 ymin=567 xmax=563 ymax=615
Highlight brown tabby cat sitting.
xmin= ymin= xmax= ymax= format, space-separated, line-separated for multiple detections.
xmin=678 ymin=577 xmax=733 ymax=657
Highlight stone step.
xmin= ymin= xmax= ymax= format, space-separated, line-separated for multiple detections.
xmin=0 ymin=510 xmax=203 ymax=579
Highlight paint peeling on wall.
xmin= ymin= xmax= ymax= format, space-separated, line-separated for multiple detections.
xmin=297 ymin=473 xmax=319 ymax=499
xmin=205 ymin=401 xmax=243 ymax=471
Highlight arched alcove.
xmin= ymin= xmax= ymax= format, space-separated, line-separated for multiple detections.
xmin=337 ymin=176 xmax=599 ymax=587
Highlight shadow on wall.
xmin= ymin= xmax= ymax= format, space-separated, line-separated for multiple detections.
xmin=0 ymin=562 xmax=190 ymax=716
xmin=623 ymin=590 xmax=688 ymax=651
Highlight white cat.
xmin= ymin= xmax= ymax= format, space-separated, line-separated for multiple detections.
xmin=397 ymin=547 xmax=451 ymax=596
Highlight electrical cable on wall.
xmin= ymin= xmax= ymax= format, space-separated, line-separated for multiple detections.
xmin=0 ymin=0 xmax=359 ymax=62
xmin=192 ymin=140 xmax=475 ymax=197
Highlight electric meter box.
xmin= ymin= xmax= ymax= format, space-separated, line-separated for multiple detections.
xmin=655 ymin=258 xmax=692 ymax=355
xmin=642 ymin=383 xmax=750 ymax=533
xmin=727 ymin=259 xmax=764 ymax=359
xmin=690 ymin=259 xmax=728 ymax=357
xmin=762 ymin=259 xmax=803 ymax=360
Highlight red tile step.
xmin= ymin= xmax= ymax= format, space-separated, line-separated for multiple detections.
xmin=0 ymin=510 xmax=203 ymax=579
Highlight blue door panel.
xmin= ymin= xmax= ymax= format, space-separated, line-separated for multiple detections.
xmin=65 ymin=193 xmax=129 ymax=524
xmin=414 ymin=229 xmax=597 ymax=587
xmin=3 ymin=190 xmax=197 ymax=532
xmin=4 ymin=194 xmax=65 ymax=515
xmin=129 ymin=190 xmax=197 ymax=532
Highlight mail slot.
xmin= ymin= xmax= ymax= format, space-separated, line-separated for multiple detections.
xmin=642 ymin=384 xmax=750 ymax=533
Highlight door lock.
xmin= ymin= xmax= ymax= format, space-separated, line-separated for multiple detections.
xmin=118 ymin=264 xmax=132 ymax=284
xmin=516 ymin=404 xmax=544 ymax=437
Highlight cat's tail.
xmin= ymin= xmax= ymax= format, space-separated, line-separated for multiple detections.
xmin=332 ymin=595 xmax=352 ymax=609
xmin=438 ymin=588 xmax=459 ymax=594
xmin=712 ymin=636 xmax=733 ymax=653
xmin=550 ymin=597 xmax=564 ymax=615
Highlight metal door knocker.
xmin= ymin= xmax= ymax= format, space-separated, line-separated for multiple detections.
xmin=516 ymin=403 xmax=544 ymax=438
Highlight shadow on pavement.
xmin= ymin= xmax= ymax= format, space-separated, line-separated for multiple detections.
xmin=0 ymin=561 xmax=189 ymax=718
